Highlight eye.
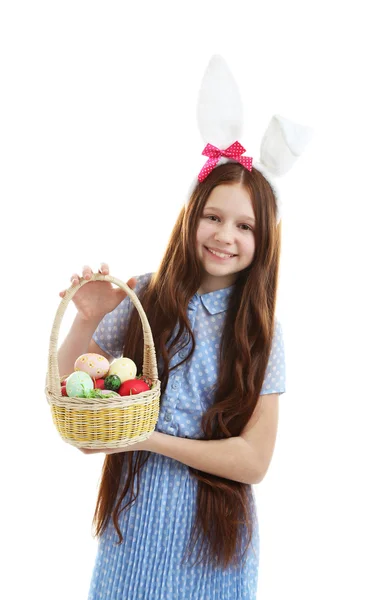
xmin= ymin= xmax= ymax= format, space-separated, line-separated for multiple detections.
xmin=205 ymin=215 xmax=253 ymax=232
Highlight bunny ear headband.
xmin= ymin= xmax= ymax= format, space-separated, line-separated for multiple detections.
xmin=186 ymin=55 xmax=314 ymax=224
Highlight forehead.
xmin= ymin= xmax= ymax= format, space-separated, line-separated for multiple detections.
xmin=205 ymin=183 xmax=255 ymax=219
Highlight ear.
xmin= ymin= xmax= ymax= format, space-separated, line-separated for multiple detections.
xmin=196 ymin=54 xmax=243 ymax=149
xmin=259 ymin=114 xmax=314 ymax=177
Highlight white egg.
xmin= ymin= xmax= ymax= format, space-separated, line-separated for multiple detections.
xmin=108 ymin=357 xmax=137 ymax=383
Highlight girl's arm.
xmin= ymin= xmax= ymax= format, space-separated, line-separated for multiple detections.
xmin=83 ymin=433 xmax=263 ymax=485
xmin=140 ymin=393 xmax=278 ymax=485
xmin=82 ymin=393 xmax=280 ymax=486
xmin=57 ymin=314 xmax=109 ymax=377
xmin=147 ymin=432 xmax=262 ymax=485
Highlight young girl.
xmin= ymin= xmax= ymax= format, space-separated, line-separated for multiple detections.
xmin=58 ymin=161 xmax=286 ymax=599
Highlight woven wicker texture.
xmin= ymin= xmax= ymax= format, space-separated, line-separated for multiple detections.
xmin=45 ymin=274 xmax=161 ymax=449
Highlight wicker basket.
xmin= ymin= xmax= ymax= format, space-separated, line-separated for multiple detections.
xmin=45 ymin=273 xmax=161 ymax=449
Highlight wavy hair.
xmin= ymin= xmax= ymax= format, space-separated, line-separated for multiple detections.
xmin=92 ymin=162 xmax=282 ymax=569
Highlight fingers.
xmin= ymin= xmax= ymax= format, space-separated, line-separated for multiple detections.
xmin=59 ymin=269 xmax=83 ymax=297
xmin=82 ymin=265 xmax=93 ymax=280
xmin=127 ymin=276 xmax=137 ymax=289
xmin=59 ymin=262 xmax=110 ymax=297
xmin=114 ymin=276 xmax=136 ymax=299
xmin=99 ymin=262 xmax=110 ymax=275
xmin=59 ymin=272 xmax=79 ymax=297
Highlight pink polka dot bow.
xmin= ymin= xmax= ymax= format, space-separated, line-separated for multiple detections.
xmin=198 ymin=141 xmax=253 ymax=182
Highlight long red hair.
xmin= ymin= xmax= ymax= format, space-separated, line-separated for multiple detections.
xmin=92 ymin=163 xmax=281 ymax=569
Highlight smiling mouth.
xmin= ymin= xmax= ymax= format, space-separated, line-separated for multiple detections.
xmin=205 ymin=246 xmax=237 ymax=259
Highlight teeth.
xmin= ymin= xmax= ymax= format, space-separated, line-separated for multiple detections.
xmin=208 ymin=248 xmax=234 ymax=258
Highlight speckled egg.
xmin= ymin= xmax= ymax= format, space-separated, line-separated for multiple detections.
xmin=74 ymin=353 xmax=110 ymax=379
xmin=108 ymin=357 xmax=137 ymax=383
xmin=66 ymin=371 xmax=94 ymax=397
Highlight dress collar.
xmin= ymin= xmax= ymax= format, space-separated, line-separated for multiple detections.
xmin=144 ymin=272 xmax=235 ymax=316
xmin=188 ymin=284 xmax=235 ymax=315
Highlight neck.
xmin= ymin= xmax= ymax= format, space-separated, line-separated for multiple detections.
xmin=197 ymin=273 xmax=238 ymax=295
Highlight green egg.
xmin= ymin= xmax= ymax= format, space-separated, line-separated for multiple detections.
xmin=104 ymin=374 xmax=121 ymax=391
xmin=66 ymin=371 xmax=94 ymax=397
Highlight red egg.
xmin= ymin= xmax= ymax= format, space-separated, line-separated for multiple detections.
xmin=61 ymin=385 xmax=68 ymax=396
xmin=118 ymin=379 xmax=150 ymax=396
xmin=94 ymin=378 xmax=105 ymax=390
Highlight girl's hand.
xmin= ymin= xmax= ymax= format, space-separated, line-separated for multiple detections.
xmin=79 ymin=434 xmax=155 ymax=454
xmin=59 ymin=262 xmax=137 ymax=322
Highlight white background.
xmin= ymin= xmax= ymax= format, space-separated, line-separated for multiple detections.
xmin=1 ymin=1 xmax=375 ymax=599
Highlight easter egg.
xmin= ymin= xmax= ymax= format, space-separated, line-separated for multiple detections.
xmin=108 ymin=357 xmax=137 ymax=383
xmin=66 ymin=371 xmax=94 ymax=397
xmin=94 ymin=378 xmax=105 ymax=390
xmin=104 ymin=374 xmax=121 ymax=391
xmin=74 ymin=353 xmax=110 ymax=379
xmin=61 ymin=385 xmax=68 ymax=396
xmin=118 ymin=378 xmax=150 ymax=396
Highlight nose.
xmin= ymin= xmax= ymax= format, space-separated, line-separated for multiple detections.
xmin=214 ymin=223 xmax=235 ymax=244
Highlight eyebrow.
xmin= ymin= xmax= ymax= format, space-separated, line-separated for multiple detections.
xmin=204 ymin=206 xmax=256 ymax=224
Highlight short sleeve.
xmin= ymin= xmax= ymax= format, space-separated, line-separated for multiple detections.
xmin=92 ymin=272 xmax=153 ymax=359
xmin=260 ymin=320 xmax=286 ymax=396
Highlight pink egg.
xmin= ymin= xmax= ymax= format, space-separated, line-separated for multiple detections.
xmin=101 ymin=389 xmax=120 ymax=396
xmin=74 ymin=353 xmax=110 ymax=379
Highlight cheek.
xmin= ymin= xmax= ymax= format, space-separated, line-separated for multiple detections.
xmin=247 ymin=238 xmax=256 ymax=256
xmin=196 ymin=221 xmax=211 ymax=243
xmin=239 ymin=235 xmax=256 ymax=255
xmin=247 ymin=236 xmax=256 ymax=249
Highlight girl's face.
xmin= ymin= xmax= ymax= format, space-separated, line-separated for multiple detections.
xmin=196 ymin=182 xmax=256 ymax=294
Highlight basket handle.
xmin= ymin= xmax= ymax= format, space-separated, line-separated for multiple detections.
xmin=47 ymin=273 xmax=159 ymax=397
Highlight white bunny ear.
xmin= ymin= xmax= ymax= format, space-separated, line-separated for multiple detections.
xmin=196 ymin=54 xmax=243 ymax=149
xmin=259 ymin=114 xmax=314 ymax=177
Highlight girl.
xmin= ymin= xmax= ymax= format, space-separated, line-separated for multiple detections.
xmin=58 ymin=161 xmax=286 ymax=599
